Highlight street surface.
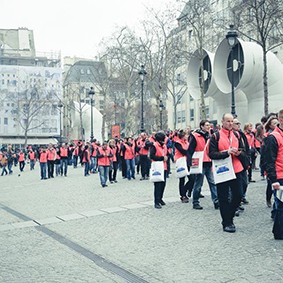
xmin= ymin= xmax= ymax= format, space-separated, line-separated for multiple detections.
xmin=0 ymin=164 xmax=282 ymax=283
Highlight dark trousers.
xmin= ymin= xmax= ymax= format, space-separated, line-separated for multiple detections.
xmin=216 ymin=177 xmax=242 ymax=227
xmin=121 ymin=158 xmax=127 ymax=178
xmin=109 ymin=162 xmax=118 ymax=181
xmin=179 ymin=175 xmax=190 ymax=198
xmin=47 ymin=160 xmax=55 ymax=178
xmin=237 ymin=170 xmax=248 ymax=199
xmin=266 ymin=178 xmax=273 ymax=202
xmin=140 ymin=155 xmax=150 ymax=178
xmin=154 ymin=171 xmax=167 ymax=204
xmin=19 ymin=161 xmax=25 ymax=172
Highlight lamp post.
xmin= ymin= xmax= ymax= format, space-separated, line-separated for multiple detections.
xmin=138 ymin=65 xmax=147 ymax=133
xmin=88 ymin=87 xmax=95 ymax=141
xmin=159 ymin=98 xmax=164 ymax=130
xmin=58 ymin=102 xmax=63 ymax=145
xmin=226 ymin=24 xmax=238 ymax=117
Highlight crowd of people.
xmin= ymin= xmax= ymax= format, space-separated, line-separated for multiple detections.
xmin=1 ymin=110 xmax=282 ymax=238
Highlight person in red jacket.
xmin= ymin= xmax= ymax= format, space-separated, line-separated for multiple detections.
xmin=109 ymin=139 xmax=119 ymax=183
xmin=47 ymin=143 xmax=56 ymax=178
xmin=265 ymin=109 xmax=283 ymax=239
xmin=97 ymin=141 xmax=113 ymax=187
xmin=18 ymin=150 xmax=25 ymax=172
xmin=39 ymin=147 xmax=48 ymax=180
xmin=121 ymin=137 xmax=136 ymax=180
xmin=28 ymin=149 xmax=36 ymax=170
xmin=82 ymin=144 xmax=90 ymax=176
xmin=209 ymin=113 xmax=244 ymax=233
xmin=137 ymin=133 xmax=152 ymax=180
xmin=149 ymin=131 xmax=168 ymax=209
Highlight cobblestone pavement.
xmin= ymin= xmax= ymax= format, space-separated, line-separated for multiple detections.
xmin=0 ymin=164 xmax=282 ymax=283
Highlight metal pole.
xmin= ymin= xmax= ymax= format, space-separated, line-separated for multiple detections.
xmin=140 ymin=79 xmax=145 ymax=133
xmin=90 ymin=97 xmax=94 ymax=141
xmin=60 ymin=110 xmax=62 ymax=145
xmin=230 ymin=47 xmax=236 ymax=117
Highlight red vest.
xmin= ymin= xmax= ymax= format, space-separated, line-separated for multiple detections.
xmin=152 ymin=142 xmax=167 ymax=170
xmin=245 ymin=131 xmax=255 ymax=149
xmin=137 ymin=139 xmax=149 ymax=156
xmin=82 ymin=149 xmax=90 ymax=163
xmin=91 ymin=143 xmax=98 ymax=157
xmin=18 ymin=152 xmax=25 ymax=162
xmin=193 ymin=132 xmax=211 ymax=162
xmin=174 ymin=137 xmax=188 ymax=161
xmin=97 ymin=147 xmax=111 ymax=166
xmin=218 ymin=128 xmax=243 ymax=173
xmin=124 ymin=143 xmax=135 ymax=160
xmin=60 ymin=147 xmax=68 ymax=157
xmin=28 ymin=151 xmax=35 ymax=160
xmin=47 ymin=148 xmax=56 ymax=161
xmin=110 ymin=146 xmax=117 ymax=162
xmin=271 ymin=127 xmax=283 ymax=180
xmin=39 ymin=151 xmax=48 ymax=163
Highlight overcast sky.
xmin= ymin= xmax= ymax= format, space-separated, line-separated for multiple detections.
xmin=1 ymin=0 xmax=180 ymax=58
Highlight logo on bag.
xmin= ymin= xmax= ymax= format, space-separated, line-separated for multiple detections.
xmin=152 ymin=171 xmax=162 ymax=176
xmin=176 ymin=167 xmax=186 ymax=173
xmin=216 ymin=165 xmax=229 ymax=174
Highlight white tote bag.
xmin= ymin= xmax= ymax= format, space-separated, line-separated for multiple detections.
xmin=150 ymin=161 xmax=165 ymax=182
xmin=190 ymin=151 xmax=204 ymax=174
xmin=212 ymin=155 xmax=236 ymax=184
xmin=175 ymin=156 xmax=189 ymax=178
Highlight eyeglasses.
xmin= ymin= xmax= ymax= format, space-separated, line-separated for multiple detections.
xmin=234 ymin=123 xmax=241 ymax=125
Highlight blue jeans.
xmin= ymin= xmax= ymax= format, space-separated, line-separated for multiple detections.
xmin=98 ymin=166 xmax=109 ymax=186
xmin=90 ymin=156 xmax=97 ymax=173
xmin=193 ymin=165 xmax=218 ymax=205
xmin=84 ymin=162 xmax=90 ymax=176
xmin=60 ymin=158 xmax=68 ymax=176
xmin=125 ymin=159 xmax=135 ymax=180
xmin=40 ymin=162 xmax=47 ymax=179
xmin=30 ymin=160 xmax=35 ymax=170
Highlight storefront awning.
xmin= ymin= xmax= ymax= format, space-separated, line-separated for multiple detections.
xmin=0 ymin=137 xmax=59 ymax=145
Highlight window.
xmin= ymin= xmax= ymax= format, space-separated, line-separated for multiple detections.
xmin=182 ymin=110 xmax=186 ymax=123
xmin=190 ymin=109 xmax=194 ymax=121
xmin=4 ymin=118 xmax=8 ymax=125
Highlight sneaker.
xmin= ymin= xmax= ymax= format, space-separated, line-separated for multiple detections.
xmin=193 ymin=204 xmax=203 ymax=210
xmin=180 ymin=196 xmax=189 ymax=203
xmin=223 ymin=225 xmax=236 ymax=233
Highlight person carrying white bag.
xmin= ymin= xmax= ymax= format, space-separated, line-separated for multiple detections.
xmin=149 ymin=131 xmax=168 ymax=209
xmin=174 ymin=129 xmax=191 ymax=203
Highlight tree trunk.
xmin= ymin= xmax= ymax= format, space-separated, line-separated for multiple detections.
xmin=262 ymin=49 xmax=269 ymax=116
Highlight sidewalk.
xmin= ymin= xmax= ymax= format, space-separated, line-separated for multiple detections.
xmin=0 ymin=165 xmax=282 ymax=283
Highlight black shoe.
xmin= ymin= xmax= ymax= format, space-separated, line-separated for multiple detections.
xmin=241 ymin=198 xmax=249 ymax=204
xmin=159 ymin=200 xmax=166 ymax=206
xmin=154 ymin=204 xmax=162 ymax=209
xmin=266 ymin=200 xmax=272 ymax=208
xmin=140 ymin=177 xmax=145 ymax=181
xmin=223 ymin=225 xmax=236 ymax=233
xmin=193 ymin=204 xmax=203 ymax=210
xmin=238 ymin=205 xmax=245 ymax=211
xmin=235 ymin=210 xmax=240 ymax=217
xmin=248 ymin=180 xmax=256 ymax=183
xmin=214 ymin=201 xmax=219 ymax=210
xmin=199 ymin=193 xmax=205 ymax=198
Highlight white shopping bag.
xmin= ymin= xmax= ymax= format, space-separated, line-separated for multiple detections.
xmin=150 ymin=161 xmax=165 ymax=182
xmin=212 ymin=155 xmax=236 ymax=184
xmin=175 ymin=156 xmax=189 ymax=178
xmin=190 ymin=151 xmax=204 ymax=174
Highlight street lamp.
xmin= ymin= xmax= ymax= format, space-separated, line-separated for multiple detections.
xmin=88 ymin=87 xmax=95 ymax=141
xmin=226 ymin=24 xmax=238 ymax=117
xmin=159 ymin=99 xmax=164 ymax=130
xmin=138 ymin=65 xmax=147 ymax=133
xmin=58 ymin=102 xmax=63 ymax=145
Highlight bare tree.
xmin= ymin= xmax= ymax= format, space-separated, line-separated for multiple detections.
xmin=232 ymin=0 xmax=283 ymax=115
